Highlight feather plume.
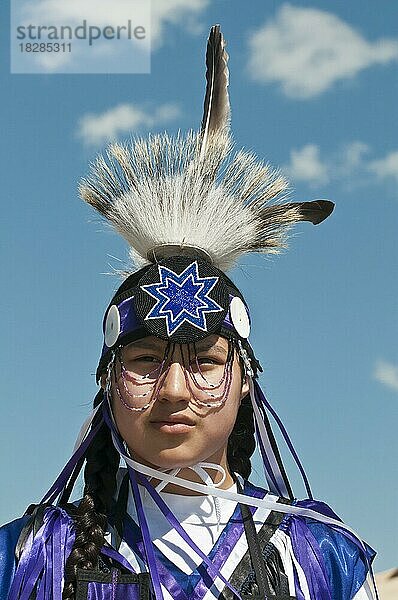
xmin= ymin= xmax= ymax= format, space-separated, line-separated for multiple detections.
xmin=80 ymin=129 xmax=332 ymax=273
xmin=199 ymin=25 xmax=230 ymax=161
xmin=79 ymin=25 xmax=334 ymax=274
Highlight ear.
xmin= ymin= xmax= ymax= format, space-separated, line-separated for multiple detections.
xmin=240 ymin=376 xmax=249 ymax=401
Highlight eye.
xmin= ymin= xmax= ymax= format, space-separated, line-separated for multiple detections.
xmin=197 ymin=357 xmax=216 ymax=364
xmin=122 ymin=353 xmax=162 ymax=366
xmin=121 ymin=354 xmax=163 ymax=377
xmin=195 ymin=356 xmax=223 ymax=367
xmin=134 ymin=355 xmax=162 ymax=363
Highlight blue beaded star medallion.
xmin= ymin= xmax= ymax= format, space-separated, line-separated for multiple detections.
xmin=140 ymin=261 xmax=223 ymax=337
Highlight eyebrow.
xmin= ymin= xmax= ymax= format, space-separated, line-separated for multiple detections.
xmin=125 ymin=338 xmax=166 ymax=352
xmin=194 ymin=342 xmax=228 ymax=357
xmin=125 ymin=338 xmax=228 ymax=356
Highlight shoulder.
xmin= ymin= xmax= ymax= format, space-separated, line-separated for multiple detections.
xmin=288 ymin=499 xmax=376 ymax=600
xmin=242 ymin=479 xmax=271 ymax=499
xmin=0 ymin=515 xmax=30 ymax=563
xmin=0 ymin=505 xmax=76 ymax=598
xmin=241 ymin=485 xmax=376 ymax=599
xmin=0 ymin=515 xmax=30 ymax=598
xmin=0 ymin=514 xmax=29 ymax=545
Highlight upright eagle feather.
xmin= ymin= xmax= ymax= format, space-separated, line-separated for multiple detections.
xmin=199 ymin=25 xmax=230 ymax=161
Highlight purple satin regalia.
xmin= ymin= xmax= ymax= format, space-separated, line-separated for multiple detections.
xmin=1 ymin=481 xmax=376 ymax=600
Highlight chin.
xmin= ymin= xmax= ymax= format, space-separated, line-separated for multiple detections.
xmin=135 ymin=444 xmax=205 ymax=470
xmin=151 ymin=451 xmax=202 ymax=470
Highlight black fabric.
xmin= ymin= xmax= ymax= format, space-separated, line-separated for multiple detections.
xmin=240 ymin=500 xmax=273 ymax=598
xmin=134 ymin=256 xmax=230 ymax=344
xmin=75 ymin=569 xmax=151 ymax=600
xmin=15 ymin=503 xmax=53 ymax=561
xmin=236 ymin=479 xmax=273 ymax=598
xmin=15 ymin=512 xmax=35 ymax=561
xmin=220 ymin=491 xmax=294 ymax=600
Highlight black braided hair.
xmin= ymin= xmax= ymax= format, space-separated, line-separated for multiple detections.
xmin=227 ymin=394 xmax=256 ymax=479
xmin=226 ymin=338 xmax=258 ymax=480
xmin=62 ymin=410 xmax=120 ymax=599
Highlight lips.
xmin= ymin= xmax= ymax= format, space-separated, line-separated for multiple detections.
xmin=150 ymin=413 xmax=196 ymax=434
xmin=150 ymin=413 xmax=196 ymax=426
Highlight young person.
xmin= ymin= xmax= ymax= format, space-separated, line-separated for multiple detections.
xmin=0 ymin=25 xmax=377 ymax=600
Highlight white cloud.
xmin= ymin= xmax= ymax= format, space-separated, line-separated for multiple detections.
xmin=374 ymin=360 xmax=398 ymax=392
xmin=14 ymin=0 xmax=209 ymax=71
xmin=151 ymin=0 xmax=210 ymax=48
xmin=248 ymin=4 xmax=398 ymax=99
xmin=341 ymin=142 xmax=370 ymax=170
xmin=283 ymin=140 xmax=398 ymax=190
xmin=368 ymin=151 xmax=398 ymax=182
xmin=15 ymin=0 xmax=150 ymax=72
xmin=283 ymin=144 xmax=329 ymax=186
xmin=77 ymin=102 xmax=181 ymax=146
xmin=19 ymin=0 xmax=209 ymax=46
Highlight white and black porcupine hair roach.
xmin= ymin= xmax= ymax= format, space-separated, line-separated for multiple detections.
xmin=79 ymin=25 xmax=333 ymax=273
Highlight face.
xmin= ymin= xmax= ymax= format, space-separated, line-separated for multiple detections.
xmin=108 ymin=335 xmax=249 ymax=475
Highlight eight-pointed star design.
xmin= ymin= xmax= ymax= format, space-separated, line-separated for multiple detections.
xmin=141 ymin=262 xmax=223 ymax=336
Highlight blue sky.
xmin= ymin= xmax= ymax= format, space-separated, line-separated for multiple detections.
xmin=1 ymin=0 xmax=397 ymax=574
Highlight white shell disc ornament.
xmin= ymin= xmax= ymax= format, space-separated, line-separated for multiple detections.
xmin=229 ymin=296 xmax=250 ymax=339
xmin=104 ymin=305 xmax=121 ymax=347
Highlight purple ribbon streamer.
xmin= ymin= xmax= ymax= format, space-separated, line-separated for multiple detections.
xmin=40 ymin=417 xmax=104 ymax=506
xmin=8 ymin=507 xmax=75 ymax=600
xmin=127 ymin=466 xmax=165 ymax=600
xmin=254 ymin=380 xmax=313 ymax=499
xmin=288 ymin=516 xmax=332 ymax=600
xmin=253 ymin=418 xmax=285 ymax=497
xmin=100 ymin=546 xmax=136 ymax=573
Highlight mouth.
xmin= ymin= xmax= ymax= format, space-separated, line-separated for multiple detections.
xmin=150 ymin=414 xmax=196 ymax=434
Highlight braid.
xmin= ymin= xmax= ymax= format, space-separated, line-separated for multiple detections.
xmin=227 ymin=394 xmax=256 ymax=480
xmin=62 ymin=420 xmax=120 ymax=599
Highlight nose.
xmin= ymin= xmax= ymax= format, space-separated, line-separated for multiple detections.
xmin=158 ymin=361 xmax=191 ymax=404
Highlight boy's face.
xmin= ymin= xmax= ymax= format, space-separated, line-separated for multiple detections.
xmin=109 ymin=334 xmax=249 ymax=475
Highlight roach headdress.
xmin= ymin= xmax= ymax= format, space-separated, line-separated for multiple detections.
xmin=79 ymin=25 xmax=333 ymax=378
